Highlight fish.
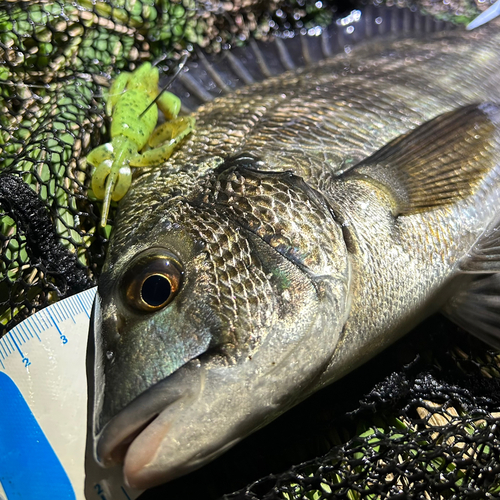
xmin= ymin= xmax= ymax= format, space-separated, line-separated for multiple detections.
xmin=88 ymin=5 xmax=500 ymax=490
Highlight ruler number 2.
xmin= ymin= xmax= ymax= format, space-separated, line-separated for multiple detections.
xmin=94 ymin=483 xmax=107 ymax=500
xmin=22 ymin=357 xmax=31 ymax=368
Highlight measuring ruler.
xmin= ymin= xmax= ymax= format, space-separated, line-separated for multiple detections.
xmin=0 ymin=288 xmax=141 ymax=500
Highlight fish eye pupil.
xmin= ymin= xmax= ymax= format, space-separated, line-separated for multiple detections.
xmin=141 ymin=275 xmax=171 ymax=307
xmin=122 ymin=251 xmax=183 ymax=312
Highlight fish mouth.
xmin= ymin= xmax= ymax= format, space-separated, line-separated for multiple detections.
xmin=96 ymin=409 xmax=161 ymax=468
xmin=94 ymin=359 xmax=203 ymax=470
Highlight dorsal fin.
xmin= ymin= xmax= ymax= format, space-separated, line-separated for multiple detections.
xmin=168 ymin=6 xmax=457 ymax=112
xmin=343 ymin=103 xmax=500 ymax=216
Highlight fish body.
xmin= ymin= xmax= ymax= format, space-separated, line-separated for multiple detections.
xmin=89 ymin=7 xmax=500 ymax=489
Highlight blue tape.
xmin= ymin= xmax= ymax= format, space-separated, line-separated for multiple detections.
xmin=0 ymin=372 xmax=76 ymax=499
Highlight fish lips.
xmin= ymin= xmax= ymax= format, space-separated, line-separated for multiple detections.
xmin=93 ymin=357 xmax=204 ymax=472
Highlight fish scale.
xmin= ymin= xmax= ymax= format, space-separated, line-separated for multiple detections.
xmin=89 ymin=7 xmax=500 ymax=491
xmin=203 ymin=166 xmax=339 ymax=274
xmin=173 ymin=202 xmax=272 ymax=341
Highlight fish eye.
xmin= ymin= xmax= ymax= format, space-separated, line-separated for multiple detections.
xmin=121 ymin=249 xmax=183 ymax=312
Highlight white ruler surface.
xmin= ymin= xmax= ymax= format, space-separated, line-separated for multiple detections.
xmin=0 ymin=288 xmax=141 ymax=500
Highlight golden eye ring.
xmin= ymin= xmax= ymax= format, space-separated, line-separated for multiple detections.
xmin=121 ymin=249 xmax=183 ymax=312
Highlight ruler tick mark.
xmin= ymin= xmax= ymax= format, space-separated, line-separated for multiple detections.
xmin=20 ymin=323 xmax=31 ymax=341
xmin=12 ymin=330 xmax=24 ymax=346
xmin=121 ymin=486 xmax=132 ymax=500
xmin=77 ymin=294 xmax=91 ymax=319
xmin=27 ymin=317 xmax=42 ymax=341
xmin=6 ymin=335 xmax=15 ymax=353
xmin=47 ymin=311 xmax=68 ymax=345
xmin=1 ymin=342 xmax=9 ymax=357
xmin=48 ymin=311 xmax=61 ymax=334
xmin=9 ymin=332 xmax=25 ymax=359
xmin=32 ymin=316 xmax=42 ymax=334
xmin=16 ymin=327 xmax=27 ymax=342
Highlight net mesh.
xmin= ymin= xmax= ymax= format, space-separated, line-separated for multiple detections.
xmin=1 ymin=1 xmax=499 ymax=499
xmin=223 ymin=357 xmax=500 ymax=500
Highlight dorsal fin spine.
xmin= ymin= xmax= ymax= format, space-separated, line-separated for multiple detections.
xmin=169 ymin=6 xmax=459 ymax=112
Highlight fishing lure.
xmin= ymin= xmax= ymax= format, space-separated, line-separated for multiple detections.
xmin=87 ymin=62 xmax=195 ymax=227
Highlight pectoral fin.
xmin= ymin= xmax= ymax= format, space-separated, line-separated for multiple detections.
xmin=444 ymin=215 xmax=500 ymax=347
xmin=459 ymin=214 xmax=500 ymax=273
xmin=346 ymin=103 xmax=500 ymax=216
xmin=442 ymin=274 xmax=500 ymax=349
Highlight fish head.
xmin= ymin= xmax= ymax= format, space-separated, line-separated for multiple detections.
xmin=91 ymin=156 xmax=351 ymax=489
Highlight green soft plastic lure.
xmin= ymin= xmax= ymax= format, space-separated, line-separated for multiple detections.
xmin=87 ymin=62 xmax=195 ymax=227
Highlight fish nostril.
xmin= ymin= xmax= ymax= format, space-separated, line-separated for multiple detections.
xmin=116 ymin=314 xmax=125 ymax=337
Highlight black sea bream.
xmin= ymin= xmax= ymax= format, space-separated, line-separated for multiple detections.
xmin=89 ymin=6 xmax=500 ymax=489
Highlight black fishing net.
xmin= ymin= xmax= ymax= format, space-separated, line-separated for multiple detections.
xmin=1 ymin=1 xmax=499 ymax=499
